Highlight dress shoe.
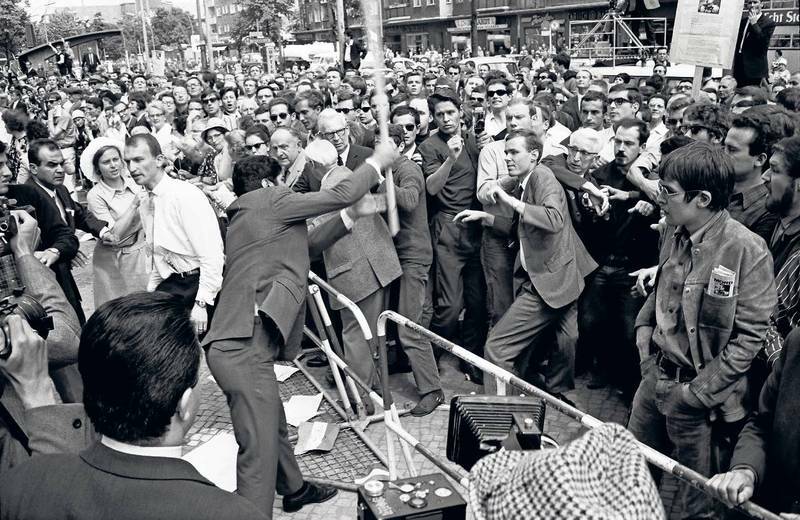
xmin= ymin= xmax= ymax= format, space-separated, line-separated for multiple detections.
xmin=552 ymin=392 xmax=576 ymax=408
xmin=410 ymin=390 xmax=445 ymax=417
xmin=306 ymin=354 xmax=329 ymax=368
xmin=282 ymin=481 xmax=338 ymax=513
xmin=461 ymin=362 xmax=484 ymax=386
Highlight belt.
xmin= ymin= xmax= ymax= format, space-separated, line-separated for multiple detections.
xmin=173 ymin=268 xmax=200 ymax=278
xmin=656 ymin=352 xmax=696 ymax=382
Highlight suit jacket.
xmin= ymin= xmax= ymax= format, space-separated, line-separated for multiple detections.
xmin=0 ymin=442 xmax=268 ymax=520
xmin=560 ymin=96 xmax=582 ymax=132
xmin=730 ymin=327 xmax=800 ymax=514
xmin=350 ymin=40 xmax=367 ymax=68
xmin=495 ymin=164 xmax=597 ymax=309
xmin=313 ymin=165 xmax=402 ymax=309
xmin=6 ymin=184 xmax=77 ymax=262
xmin=292 ymin=143 xmax=372 ymax=194
xmin=25 ymin=179 xmax=107 ymax=237
xmin=635 ymin=212 xmax=777 ymax=422
xmin=733 ymin=14 xmax=776 ymax=82
xmin=202 ymin=162 xmax=380 ymax=360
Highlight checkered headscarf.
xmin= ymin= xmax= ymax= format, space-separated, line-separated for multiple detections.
xmin=468 ymin=423 xmax=665 ymax=520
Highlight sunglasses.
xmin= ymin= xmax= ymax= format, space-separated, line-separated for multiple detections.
xmin=667 ymin=118 xmax=681 ymax=127
xmin=402 ymin=123 xmax=416 ymax=132
xmin=203 ymin=98 xmax=219 ymax=103
xmin=609 ymin=97 xmax=630 ymax=107
xmin=682 ymin=124 xmax=716 ymax=136
xmin=538 ymin=75 xmax=549 ymax=79
xmin=270 ymin=112 xmax=289 ymax=121
xmin=245 ymin=142 xmax=265 ymax=151
xmin=335 ymin=107 xmax=352 ymax=114
xmin=359 ymin=106 xmax=371 ymax=112
xmin=488 ymin=89 xmax=508 ymax=97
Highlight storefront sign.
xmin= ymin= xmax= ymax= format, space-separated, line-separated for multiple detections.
xmin=451 ymin=16 xmax=507 ymax=32
xmin=763 ymin=8 xmax=800 ymax=26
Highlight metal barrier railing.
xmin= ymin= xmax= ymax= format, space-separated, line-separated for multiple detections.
xmin=375 ymin=310 xmax=782 ymax=520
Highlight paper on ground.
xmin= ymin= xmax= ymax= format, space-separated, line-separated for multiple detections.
xmin=274 ymin=364 xmax=300 ymax=382
xmin=294 ymin=422 xmax=340 ymax=455
xmin=182 ymin=432 xmax=238 ymax=492
xmin=284 ymin=393 xmax=324 ymax=427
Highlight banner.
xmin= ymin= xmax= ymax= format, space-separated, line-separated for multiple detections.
xmin=669 ymin=0 xmax=745 ymax=68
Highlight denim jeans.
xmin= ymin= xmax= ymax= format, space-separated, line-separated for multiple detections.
xmin=628 ymin=363 xmax=718 ymax=520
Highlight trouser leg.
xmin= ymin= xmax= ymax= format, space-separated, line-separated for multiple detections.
xmin=396 ymin=263 xmax=442 ymax=395
xmin=341 ymin=288 xmax=386 ymax=390
xmin=480 ymin=231 xmax=516 ymax=326
xmin=543 ymin=300 xmax=577 ymax=394
xmin=206 ymin=318 xmax=304 ymax=517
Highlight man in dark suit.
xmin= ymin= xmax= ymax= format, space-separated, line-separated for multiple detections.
xmin=733 ymin=0 xmax=776 ymax=87
xmin=82 ymin=51 xmax=99 ymax=74
xmin=457 ymin=129 xmax=597 ymax=396
xmin=0 ymin=292 xmax=269 ymax=520
xmin=346 ymin=32 xmax=367 ymax=71
xmin=26 ymin=139 xmax=108 ymax=324
xmin=203 ymin=144 xmax=397 ymax=517
xmin=707 ymin=327 xmax=800 ymax=516
xmin=293 ymin=109 xmax=372 ymax=192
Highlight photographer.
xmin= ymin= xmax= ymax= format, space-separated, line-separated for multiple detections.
xmin=0 ymin=210 xmax=87 ymax=471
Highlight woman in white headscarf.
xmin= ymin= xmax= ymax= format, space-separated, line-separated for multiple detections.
xmin=82 ymin=137 xmax=151 ymax=307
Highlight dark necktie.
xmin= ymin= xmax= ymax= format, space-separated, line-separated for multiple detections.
xmin=337 ymin=155 xmax=344 ymax=166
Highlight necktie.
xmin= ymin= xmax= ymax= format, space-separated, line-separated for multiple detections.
xmin=337 ymin=155 xmax=344 ymax=166
xmin=51 ymin=193 xmax=67 ymax=224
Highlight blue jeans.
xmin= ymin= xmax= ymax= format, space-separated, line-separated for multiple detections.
xmin=627 ymin=362 xmax=717 ymax=520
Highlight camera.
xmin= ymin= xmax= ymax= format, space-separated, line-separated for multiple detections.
xmin=0 ymin=197 xmax=54 ymax=360
xmin=473 ymin=108 xmax=486 ymax=136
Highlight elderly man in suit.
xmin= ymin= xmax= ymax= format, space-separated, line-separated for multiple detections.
xmin=456 ymin=129 xmax=597 ymax=397
xmin=293 ymin=109 xmax=373 ymax=193
xmin=0 ymin=291 xmax=270 ymax=520
xmin=733 ymin=0 xmax=776 ymax=87
xmin=203 ymin=140 xmax=397 ymax=517
xmin=26 ymin=138 xmax=109 ymax=324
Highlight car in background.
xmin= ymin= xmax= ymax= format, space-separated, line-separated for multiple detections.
xmin=459 ymin=56 xmax=519 ymax=76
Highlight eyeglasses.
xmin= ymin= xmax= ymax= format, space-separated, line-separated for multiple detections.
xmin=682 ymin=124 xmax=717 ymax=136
xmin=538 ymin=75 xmax=549 ymax=80
xmin=335 ymin=107 xmax=352 ymax=114
xmin=609 ymin=97 xmax=630 ymax=107
xmin=359 ymin=106 xmax=371 ymax=112
xmin=488 ymin=89 xmax=508 ymax=97
xmin=203 ymin=98 xmax=219 ymax=103
xmin=666 ymin=118 xmax=681 ymax=127
xmin=320 ymin=128 xmax=347 ymax=140
xmin=567 ymin=145 xmax=596 ymax=159
xmin=270 ymin=112 xmax=289 ymax=121
xmin=244 ymin=142 xmax=266 ymax=151
xmin=402 ymin=123 xmax=416 ymax=132
xmin=657 ymin=181 xmax=702 ymax=200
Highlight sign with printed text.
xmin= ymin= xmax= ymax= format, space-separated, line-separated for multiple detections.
xmin=670 ymin=0 xmax=746 ymax=68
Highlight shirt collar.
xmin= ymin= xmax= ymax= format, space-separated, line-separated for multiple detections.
xmin=731 ymin=182 xmax=767 ymax=209
xmin=100 ymin=436 xmax=183 ymax=459
xmin=99 ymin=175 xmax=139 ymax=196
xmin=675 ymin=211 xmax=726 ymax=246
xmin=778 ymin=215 xmax=800 ymax=238
xmin=339 ymin=144 xmax=350 ymax=165
xmin=150 ymin=171 xmax=171 ymax=196
xmin=34 ymin=179 xmax=57 ymax=198
xmin=403 ymin=143 xmax=417 ymax=159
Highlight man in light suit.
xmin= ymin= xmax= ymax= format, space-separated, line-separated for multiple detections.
xmin=310 ymin=135 xmax=403 ymax=392
xmin=203 ymin=141 xmax=397 ymax=517
xmin=733 ymin=0 xmax=776 ymax=87
xmin=457 ymin=129 xmax=597 ymax=396
xmin=0 ymin=291 xmax=269 ymax=520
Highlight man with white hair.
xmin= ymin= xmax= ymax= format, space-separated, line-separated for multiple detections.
xmin=294 ymin=109 xmax=372 ymax=193
xmin=147 ymin=100 xmax=177 ymax=162
xmin=306 ymin=136 xmax=403 ymax=395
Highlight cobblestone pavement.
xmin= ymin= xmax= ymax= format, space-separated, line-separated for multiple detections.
xmin=73 ymin=239 xmax=687 ymax=519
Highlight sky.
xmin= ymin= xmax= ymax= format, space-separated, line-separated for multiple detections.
xmin=29 ymin=0 xmax=199 ymax=20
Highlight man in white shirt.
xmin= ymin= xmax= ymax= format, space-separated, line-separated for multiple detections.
xmin=484 ymin=78 xmax=512 ymax=140
xmin=125 ymin=133 xmax=224 ymax=336
xmin=147 ymin=100 xmax=176 ymax=162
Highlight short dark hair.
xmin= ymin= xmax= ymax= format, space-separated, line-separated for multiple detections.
xmin=390 ymin=105 xmax=420 ymax=126
xmin=553 ymin=53 xmax=571 ymax=69
xmin=730 ymin=111 xmax=773 ymax=157
xmin=326 ymin=66 xmax=342 ymax=78
xmin=268 ymin=96 xmax=293 ymax=113
xmin=1 ymin=109 xmax=28 ymax=132
xmin=232 ymin=155 xmax=283 ymax=196
xmin=683 ymin=103 xmax=730 ymax=139
xmin=220 ymin=86 xmax=238 ymax=99
xmin=128 ymin=91 xmax=149 ymax=111
xmin=26 ymin=120 xmax=49 ymax=141
xmin=405 ymin=70 xmax=423 ymax=82
xmin=772 ymin=136 xmax=800 ymax=179
xmin=377 ymin=123 xmax=405 ymax=148
xmin=244 ymin=125 xmax=270 ymax=144
xmin=659 ymin=141 xmax=734 ymax=212
xmin=581 ymin=90 xmax=608 ymax=110
xmin=733 ymin=86 xmax=769 ymax=106
xmin=506 ymin=128 xmax=543 ymax=160
xmin=660 ymin=134 xmax=694 ymax=157
xmin=616 ymin=117 xmax=650 ymax=146
xmin=296 ymin=89 xmax=326 ymax=111
xmin=79 ymin=292 xmax=200 ymax=444
xmin=27 ymin=138 xmax=60 ymax=166
xmin=125 ymin=133 xmax=163 ymax=158
xmin=775 ymin=87 xmax=800 ymax=112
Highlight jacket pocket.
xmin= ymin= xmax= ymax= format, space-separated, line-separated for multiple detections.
xmin=545 ymin=249 xmax=571 ymax=272
xmin=698 ymin=290 xmax=737 ymax=331
xmin=326 ymin=258 xmax=354 ymax=278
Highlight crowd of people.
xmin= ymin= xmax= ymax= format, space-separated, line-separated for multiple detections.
xmin=1 ymin=1 xmax=800 ymax=517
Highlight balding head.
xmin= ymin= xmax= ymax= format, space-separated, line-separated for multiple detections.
xmin=570 ymin=127 xmax=602 ymax=154
xmin=317 ymin=109 xmax=347 ymax=134
xmin=304 ymin=139 xmax=338 ymax=170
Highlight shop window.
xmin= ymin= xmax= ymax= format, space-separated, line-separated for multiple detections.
xmin=427 ymin=0 xmax=435 ymax=5
xmin=413 ymin=0 xmax=421 ymax=6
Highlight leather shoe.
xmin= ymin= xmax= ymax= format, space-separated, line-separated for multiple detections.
xmin=283 ymin=481 xmax=337 ymax=513
xmin=461 ymin=362 xmax=484 ymax=386
xmin=410 ymin=390 xmax=445 ymax=417
xmin=306 ymin=354 xmax=329 ymax=368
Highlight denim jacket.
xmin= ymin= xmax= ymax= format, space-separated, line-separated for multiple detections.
xmin=636 ymin=211 xmax=777 ymax=422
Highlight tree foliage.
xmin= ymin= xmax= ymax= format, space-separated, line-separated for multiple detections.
xmin=150 ymin=7 xmax=194 ymax=50
xmin=0 ymin=0 xmax=30 ymax=58
xmin=230 ymin=0 xmax=296 ymax=49
xmin=34 ymin=10 xmax=87 ymax=42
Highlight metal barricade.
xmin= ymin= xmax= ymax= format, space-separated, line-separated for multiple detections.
xmin=375 ymin=310 xmax=782 ymax=520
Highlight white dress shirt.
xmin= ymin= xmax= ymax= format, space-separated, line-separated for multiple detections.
xmin=101 ymin=436 xmax=183 ymax=459
xmin=34 ymin=179 xmax=68 ymax=223
xmin=139 ymin=174 xmax=224 ymax=305
xmin=485 ymin=111 xmax=507 ymax=138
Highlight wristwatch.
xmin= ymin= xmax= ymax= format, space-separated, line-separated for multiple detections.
xmin=194 ymin=300 xmax=207 ymax=309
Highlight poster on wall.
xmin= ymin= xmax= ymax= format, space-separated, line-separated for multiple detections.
xmin=669 ymin=0 xmax=745 ymax=68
